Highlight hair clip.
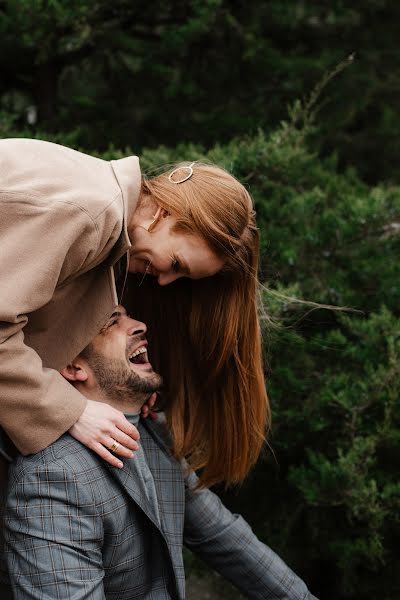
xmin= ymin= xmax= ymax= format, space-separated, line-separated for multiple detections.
xmin=168 ymin=162 xmax=196 ymax=184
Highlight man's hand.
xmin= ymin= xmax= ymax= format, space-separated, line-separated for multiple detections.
xmin=141 ymin=393 xmax=158 ymax=420
xmin=69 ymin=399 xmax=139 ymax=468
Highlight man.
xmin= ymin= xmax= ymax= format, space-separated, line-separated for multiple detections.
xmin=4 ymin=306 xmax=318 ymax=600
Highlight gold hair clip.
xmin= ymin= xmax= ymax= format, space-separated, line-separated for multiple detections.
xmin=168 ymin=162 xmax=196 ymax=184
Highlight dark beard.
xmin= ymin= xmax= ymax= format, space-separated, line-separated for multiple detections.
xmin=88 ymin=351 xmax=162 ymax=406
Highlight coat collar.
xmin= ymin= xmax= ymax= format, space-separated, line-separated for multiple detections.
xmin=105 ymin=156 xmax=141 ymax=267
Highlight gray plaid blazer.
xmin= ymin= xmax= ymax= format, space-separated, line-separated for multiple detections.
xmin=4 ymin=419 xmax=318 ymax=600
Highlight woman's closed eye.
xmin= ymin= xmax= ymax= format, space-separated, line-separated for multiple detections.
xmin=172 ymin=257 xmax=181 ymax=273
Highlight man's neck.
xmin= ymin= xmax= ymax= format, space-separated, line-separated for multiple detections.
xmin=105 ymin=397 xmax=144 ymax=415
xmin=74 ymin=383 xmax=146 ymax=414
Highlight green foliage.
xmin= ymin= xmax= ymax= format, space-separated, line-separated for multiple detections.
xmin=285 ymin=309 xmax=400 ymax=593
xmin=2 ymin=1 xmax=400 ymax=181
xmin=237 ymin=120 xmax=398 ymax=599
xmin=0 ymin=109 xmax=17 ymax=137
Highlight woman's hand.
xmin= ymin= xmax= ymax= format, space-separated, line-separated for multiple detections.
xmin=68 ymin=399 xmax=139 ymax=468
xmin=141 ymin=392 xmax=158 ymax=420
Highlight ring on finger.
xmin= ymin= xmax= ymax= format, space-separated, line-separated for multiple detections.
xmin=109 ymin=440 xmax=120 ymax=453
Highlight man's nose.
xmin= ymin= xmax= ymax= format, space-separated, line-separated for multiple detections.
xmin=127 ymin=318 xmax=147 ymax=336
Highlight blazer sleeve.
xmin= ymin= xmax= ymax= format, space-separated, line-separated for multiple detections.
xmin=4 ymin=458 xmax=106 ymax=600
xmin=183 ymin=470 xmax=318 ymax=600
xmin=0 ymin=191 xmax=100 ymax=454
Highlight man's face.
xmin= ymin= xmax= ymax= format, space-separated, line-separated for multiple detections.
xmin=82 ymin=306 xmax=162 ymax=403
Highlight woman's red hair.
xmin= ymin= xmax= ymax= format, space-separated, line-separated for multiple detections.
xmin=127 ymin=162 xmax=270 ymax=487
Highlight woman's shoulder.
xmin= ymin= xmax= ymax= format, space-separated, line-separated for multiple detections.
xmin=0 ymin=138 xmax=122 ymax=221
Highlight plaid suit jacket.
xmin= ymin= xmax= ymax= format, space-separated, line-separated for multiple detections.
xmin=5 ymin=419 xmax=318 ymax=600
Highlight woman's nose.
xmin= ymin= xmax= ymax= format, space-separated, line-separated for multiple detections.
xmin=157 ymin=272 xmax=180 ymax=286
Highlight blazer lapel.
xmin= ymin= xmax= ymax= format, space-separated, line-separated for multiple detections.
xmin=105 ymin=448 xmax=161 ymax=532
xmin=140 ymin=421 xmax=186 ymax=599
xmin=139 ymin=421 xmax=185 ymax=543
xmin=104 ymin=421 xmax=185 ymax=542
xmin=105 ymin=419 xmax=186 ymax=599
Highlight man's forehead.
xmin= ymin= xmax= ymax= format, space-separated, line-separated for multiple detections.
xmin=97 ymin=305 xmax=127 ymax=337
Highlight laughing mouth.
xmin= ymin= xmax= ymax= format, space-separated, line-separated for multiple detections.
xmin=128 ymin=346 xmax=149 ymax=365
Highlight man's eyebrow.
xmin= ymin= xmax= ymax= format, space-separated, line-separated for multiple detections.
xmin=110 ymin=311 xmax=123 ymax=318
xmin=101 ymin=310 xmax=126 ymax=332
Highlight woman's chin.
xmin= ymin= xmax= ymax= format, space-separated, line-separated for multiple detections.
xmin=128 ymin=257 xmax=148 ymax=274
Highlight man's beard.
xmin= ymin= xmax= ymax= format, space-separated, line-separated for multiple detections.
xmin=88 ymin=350 xmax=162 ymax=407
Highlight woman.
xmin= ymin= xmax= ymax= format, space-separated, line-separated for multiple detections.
xmin=0 ymin=138 xmax=268 ymax=486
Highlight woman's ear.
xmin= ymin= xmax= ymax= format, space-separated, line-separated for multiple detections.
xmin=60 ymin=361 xmax=89 ymax=382
xmin=148 ymin=206 xmax=169 ymax=232
xmin=160 ymin=207 xmax=169 ymax=219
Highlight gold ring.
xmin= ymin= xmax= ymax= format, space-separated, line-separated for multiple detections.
xmin=109 ymin=440 xmax=120 ymax=453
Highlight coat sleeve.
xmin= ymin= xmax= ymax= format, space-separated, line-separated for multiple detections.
xmin=4 ymin=458 xmax=106 ymax=600
xmin=0 ymin=191 xmax=100 ymax=454
xmin=183 ymin=470 xmax=318 ymax=600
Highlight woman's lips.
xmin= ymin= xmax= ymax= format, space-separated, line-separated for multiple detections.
xmin=144 ymin=261 xmax=159 ymax=277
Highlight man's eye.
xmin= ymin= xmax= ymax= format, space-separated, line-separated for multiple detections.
xmin=101 ymin=319 xmax=117 ymax=333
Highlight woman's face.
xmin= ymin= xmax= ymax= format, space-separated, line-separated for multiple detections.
xmin=128 ymin=215 xmax=224 ymax=286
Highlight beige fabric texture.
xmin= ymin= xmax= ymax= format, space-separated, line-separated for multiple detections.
xmin=0 ymin=138 xmax=141 ymax=455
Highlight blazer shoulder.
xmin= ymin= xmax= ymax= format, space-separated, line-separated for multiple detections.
xmin=8 ymin=434 xmax=101 ymax=485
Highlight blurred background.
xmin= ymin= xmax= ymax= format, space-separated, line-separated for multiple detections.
xmin=1 ymin=2 xmax=399 ymax=599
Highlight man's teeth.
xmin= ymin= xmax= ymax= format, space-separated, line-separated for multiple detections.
xmin=128 ymin=347 xmax=147 ymax=359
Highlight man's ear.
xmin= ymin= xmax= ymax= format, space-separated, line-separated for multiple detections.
xmin=60 ymin=361 xmax=89 ymax=383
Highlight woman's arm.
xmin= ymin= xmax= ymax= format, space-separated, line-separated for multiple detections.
xmin=0 ymin=192 xmax=138 ymax=466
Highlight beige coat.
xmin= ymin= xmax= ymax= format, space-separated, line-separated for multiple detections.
xmin=0 ymin=138 xmax=141 ymax=455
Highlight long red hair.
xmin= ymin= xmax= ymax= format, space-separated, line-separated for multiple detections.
xmin=126 ymin=162 xmax=270 ymax=487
